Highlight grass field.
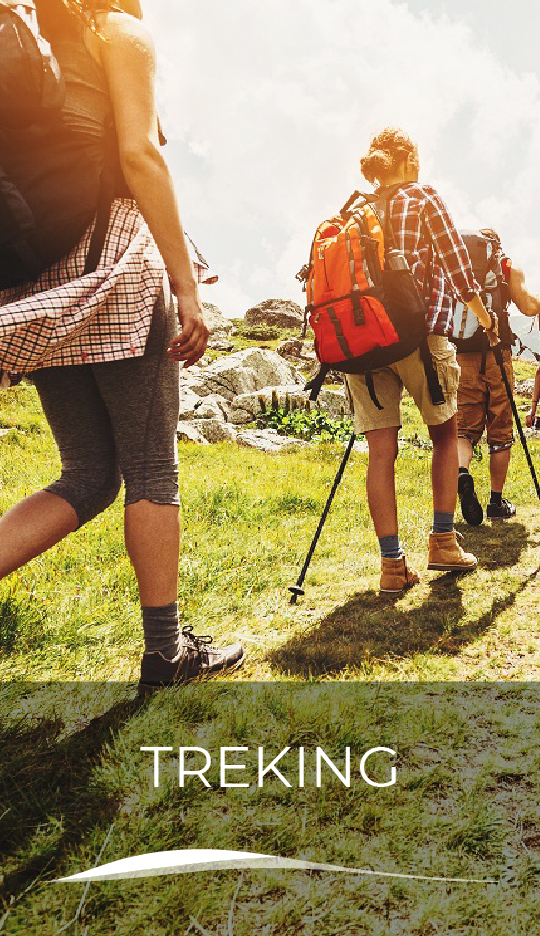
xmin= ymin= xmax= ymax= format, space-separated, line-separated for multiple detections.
xmin=1 ymin=360 xmax=539 ymax=683
xmin=0 ymin=361 xmax=539 ymax=934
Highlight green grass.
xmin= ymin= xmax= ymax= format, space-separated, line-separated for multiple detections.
xmin=0 ymin=683 xmax=538 ymax=934
xmin=0 ymin=365 xmax=539 ymax=934
xmin=1 ymin=369 xmax=539 ymax=683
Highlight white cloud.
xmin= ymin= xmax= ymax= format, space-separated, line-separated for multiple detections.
xmin=144 ymin=0 xmax=540 ymax=316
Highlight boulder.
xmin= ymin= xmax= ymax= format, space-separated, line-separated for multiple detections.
xmin=178 ymin=387 xmax=201 ymax=420
xmin=244 ymin=299 xmax=304 ymax=330
xmin=515 ymin=378 xmax=535 ymax=397
xmin=277 ymin=338 xmax=317 ymax=362
xmin=193 ymin=419 xmax=238 ymax=443
xmin=186 ymin=348 xmax=302 ymax=401
xmin=208 ymin=339 xmax=234 ymax=352
xmin=193 ymin=394 xmax=230 ymax=421
xmin=229 ymin=385 xmax=349 ymax=425
xmin=177 ymin=423 xmax=209 ymax=444
xmin=202 ymin=303 xmax=233 ymax=339
xmin=236 ymin=428 xmax=309 ymax=452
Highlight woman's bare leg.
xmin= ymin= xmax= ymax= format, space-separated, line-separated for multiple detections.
xmin=124 ymin=500 xmax=180 ymax=607
xmin=0 ymin=491 xmax=78 ymax=580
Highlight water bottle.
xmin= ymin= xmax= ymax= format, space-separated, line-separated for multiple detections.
xmin=386 ymin=248 xmax=408 ymax=271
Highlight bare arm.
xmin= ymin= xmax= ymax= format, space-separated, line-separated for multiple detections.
xmin=94 ymin=13 xmax=207 ymax=366
xmin=507 ymin=265 xmax=540 ymax=318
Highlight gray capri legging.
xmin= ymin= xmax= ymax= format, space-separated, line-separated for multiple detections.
xmin=32 ymin=290 xmax=180 ymax=527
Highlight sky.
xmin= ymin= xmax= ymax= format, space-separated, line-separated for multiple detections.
xmin=143 ymin=0 xmax=540 ymax=321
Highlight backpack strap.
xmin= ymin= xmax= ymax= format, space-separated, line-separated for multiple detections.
xmin=365 ymin=372 xmax=383 ymax=410
xmin=419 ymin=337 xmax=445 ymax=406
xmin=305 ymin=365 xmax=329 ymax=401
xmin=83 ymin=122 xmax=116 ymax=274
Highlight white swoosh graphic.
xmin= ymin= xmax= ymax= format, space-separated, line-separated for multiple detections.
xmin=56 ymin=849 xmax=498 ymax=884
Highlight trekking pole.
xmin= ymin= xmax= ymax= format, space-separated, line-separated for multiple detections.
xmin=289 ymin=432 xmax=357 ymax=604
xmin=493 ymin=343 xmax=540 ymax=499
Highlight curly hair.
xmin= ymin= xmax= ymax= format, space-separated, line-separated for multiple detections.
xmin=360 ymin=128 xmax=418 ymax=185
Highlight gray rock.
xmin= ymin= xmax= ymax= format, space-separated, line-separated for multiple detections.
xmin=236 ymin=428 xmax=308 ymax=452
xmin=187 ymin=348 xmax=302 ymax=401
xmin=202 ymin=302 xmax=233 ymax=339
xmin=193 ymin=419 xmax=238 ymax=443
xmin=178 ymin=387 xmax=201 ymax=420
xmin=177 ymin=423 xmax=209 ymax=444
xmin=515 ymin=378 xmax=535 ymax=397
xmin=244 ymin=299 xmax=304 ymax=329
xmin=277 ymin=338 xmax=316 ymax=362
xmin=193 ymin=394 xmax=230 ymax=421
xmin=207 ymin=339 xmax=234 ymax=352
xmin=229 ymin=385 xmax=349 ymax=425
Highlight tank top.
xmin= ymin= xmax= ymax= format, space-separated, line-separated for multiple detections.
xmin=52 ymin=26 xmax=112 ymax=139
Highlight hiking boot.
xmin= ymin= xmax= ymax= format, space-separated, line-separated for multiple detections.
xmin=457 ymin=470 xmax=483 ymax=526
xmin=138 ymin=625 xmax=244 ymax=695
xmin=486 ymin=498 xmax=516 ymax=520
xmin=380 ymin=555 xmax=420 ymax=594
xmin=427 ymin=530 xmax=478 ymax=573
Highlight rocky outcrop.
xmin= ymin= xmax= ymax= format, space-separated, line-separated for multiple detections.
xmin=276 ymin=338 xmax=317 ymax=362
xmin=184 ymin=348 xmax=302 ymax=401
xmin=192 ymin=419 xmax=238 ymax=443
xmin=515 ymin=378 xmax=535 ymax=397
xmin=229 ymin=385 xmax=348 ymax=425
xmin=176 ymin=303 xmax=350 ymax=450
xmin=177 ymin=422 xmax=209 ymax=444
xmin=236 ymin=429 xmax=309 ymax=452
xmin=202 ymin=302 xmax=233 ymax=341
xmin=245 ymin=299 xmax=304 ymax=330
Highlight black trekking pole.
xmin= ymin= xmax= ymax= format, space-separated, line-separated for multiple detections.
xmin=289 ymin=432 xmax=357 ymax=604
xmin=493 ymin=343 xmax=540 ymax=499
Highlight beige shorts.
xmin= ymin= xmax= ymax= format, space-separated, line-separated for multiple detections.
xmin=345 ymin=335 xmax=460 ymax=433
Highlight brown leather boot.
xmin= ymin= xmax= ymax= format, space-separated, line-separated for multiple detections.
xmin=380 ymin=556 xmax=420 ymax=594
xmin=427 ymin=530 xmax=477 ymax=572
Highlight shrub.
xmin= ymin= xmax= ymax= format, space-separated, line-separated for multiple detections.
xmin=232 ymin=323 xmax=281 ymax=342
xmin=255 ymin=405 xmax=353 ymax=442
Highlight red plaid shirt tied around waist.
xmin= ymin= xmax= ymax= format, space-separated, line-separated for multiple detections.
xmin=0 ymin=199 xmax=214 ymax=387
xmin=383 ymin=183 xmax=479 ymax=335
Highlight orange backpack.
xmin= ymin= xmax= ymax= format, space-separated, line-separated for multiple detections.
xmin=298 ymin=187 xmax=443 ymax=407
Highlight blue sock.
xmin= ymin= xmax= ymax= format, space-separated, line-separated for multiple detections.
xmin=379 ymin=535 xmax=403 ymax=560
xmin=433 ymin=511 xmax=454 ymax=534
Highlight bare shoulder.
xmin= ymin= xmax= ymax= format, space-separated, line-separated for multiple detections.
xmin=94 ymin=11 xmax=155 ymax=62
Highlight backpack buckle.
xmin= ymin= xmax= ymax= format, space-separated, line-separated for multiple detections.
xmin=351 ymin=289 xmax=364 ymax=326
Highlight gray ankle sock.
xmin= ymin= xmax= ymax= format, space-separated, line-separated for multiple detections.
xmin=379 ymin=534 xmax=403 ymax=560
xmin=142 ymin=601 xmax=181 ymax=660
xmin=433 ymin=511 xmax=454 ymax=534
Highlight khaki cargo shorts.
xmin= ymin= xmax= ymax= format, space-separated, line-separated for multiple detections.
xmin=345 ymin=335 xmax=459 ymax=433
xmin=456 ymin=349 xmax=514 ymax=452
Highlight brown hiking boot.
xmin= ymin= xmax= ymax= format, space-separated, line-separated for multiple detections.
xmin=380 ymin=556 xmax=420 ymax=594
xmin=427 ymin=530 xmax=477 ymax=572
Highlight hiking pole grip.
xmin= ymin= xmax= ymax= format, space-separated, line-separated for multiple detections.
xmin=289 ymin=432 xmax=357 ymax=604
xmin=493 ymin=344 xmax=540 ymax=499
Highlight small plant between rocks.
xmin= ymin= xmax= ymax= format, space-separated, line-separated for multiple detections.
xmin=255 ymin=402 xmax=353 ymax=442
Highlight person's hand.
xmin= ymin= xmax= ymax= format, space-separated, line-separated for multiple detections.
xmin=485 ymin=315 xmax=499 ymax=347
xmin=168 ymin=294 xmax=208 ymax=367
xmin=526 ymin=410 xmax=536 ymax=429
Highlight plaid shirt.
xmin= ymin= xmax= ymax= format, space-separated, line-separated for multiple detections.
xmin=0 ymin=200 xmax=214 ymax=387
xmin=383 ymin=182 xmax=479 ymax=335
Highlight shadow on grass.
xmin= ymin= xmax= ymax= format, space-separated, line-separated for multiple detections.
xmin=0 ymin=692 xmax=143 ymax=901
xmin=270 ymin=522 xmax=537 ymax=677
